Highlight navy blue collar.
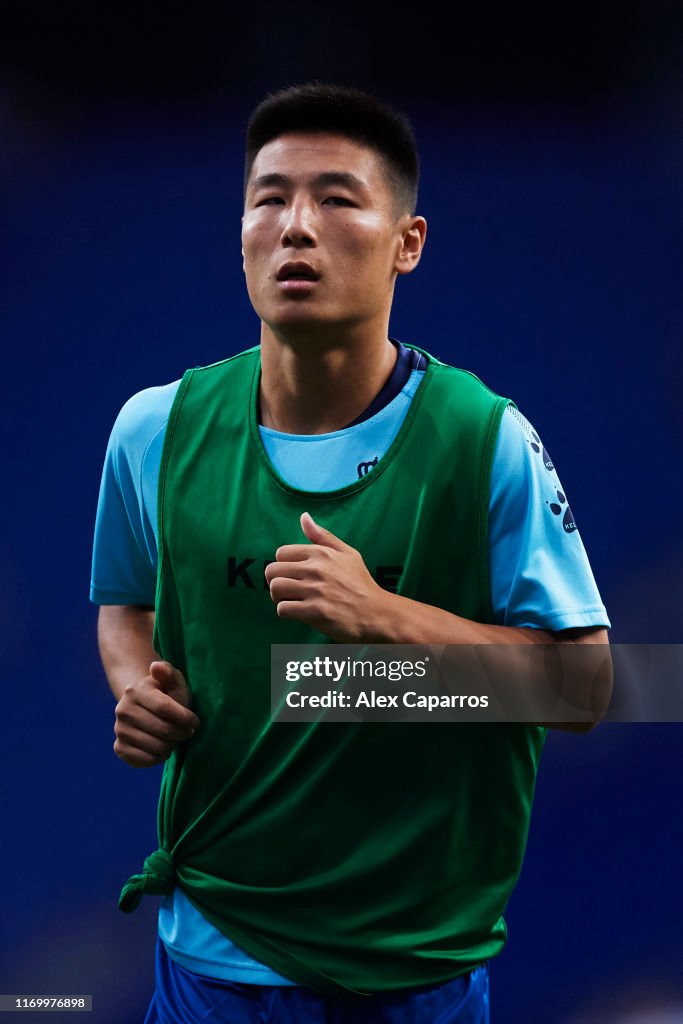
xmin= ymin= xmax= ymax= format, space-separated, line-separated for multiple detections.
xmin=343 ymin=340 xmax=427 ymax=428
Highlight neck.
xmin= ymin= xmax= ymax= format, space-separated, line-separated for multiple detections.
xmin=258 ymin=323 xmax=398 ymax=434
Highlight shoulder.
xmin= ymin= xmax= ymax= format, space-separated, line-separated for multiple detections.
xmin=493 ymin=405 xmax=555 ymax=477
xmin=109 ymin=380 xmax=181 ymax=463
xmin=426 ymin=362 xmax=511 ymax=428
xmin=432 ymin=360 xmax=506 ymax=397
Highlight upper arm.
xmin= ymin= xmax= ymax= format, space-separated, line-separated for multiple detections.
xmin=488 ymin=407 xmax=611 ymax=633
xmin=98 ymin=603 xmax=155 ymax=636
xmin=97 ymin=604 xmax=158 ymax=697
xmin=543 ymin=625 xmax=613 ymax=733
xmin=90 ymin=383 xmax=178 ymax=607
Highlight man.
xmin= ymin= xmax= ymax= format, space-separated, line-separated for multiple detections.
xmin=91 ymin=83 xmax=611 ymax=1023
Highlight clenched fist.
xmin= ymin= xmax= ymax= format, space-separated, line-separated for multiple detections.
xmin=113 ymin=660 xmax=200 ymax=768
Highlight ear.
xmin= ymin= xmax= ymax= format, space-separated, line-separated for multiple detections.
xmin=395 ymin=216 xmax=427 ymax=277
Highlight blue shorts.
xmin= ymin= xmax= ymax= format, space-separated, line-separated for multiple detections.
xmin=144 ymin=938 xmax=490 ymax=1023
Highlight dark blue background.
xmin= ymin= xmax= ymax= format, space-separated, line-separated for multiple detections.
xmin=1 ymin=8 xmax=682 ymax=1021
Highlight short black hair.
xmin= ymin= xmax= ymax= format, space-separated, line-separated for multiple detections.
xmin=244 ymin=82 xmax=420 ymax=216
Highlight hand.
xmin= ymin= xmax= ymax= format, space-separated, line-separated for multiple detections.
xmin=264 ymin=512 xmax=390 ymax=642
xmin=113 ymin=661 xmax=200 ymax=768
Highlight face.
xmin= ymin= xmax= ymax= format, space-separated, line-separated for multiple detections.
xmin=241 ymin=132 xmax=423 ymax=336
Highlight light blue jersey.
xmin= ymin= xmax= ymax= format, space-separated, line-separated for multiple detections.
xmin=91 ymin=367 xmax=609 ymax=984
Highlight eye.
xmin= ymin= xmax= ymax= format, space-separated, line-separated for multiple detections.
xmin=256 ymin=196 xmax=285 ymax=206
xmin=323 ymin=196 xmax=354 ymax=206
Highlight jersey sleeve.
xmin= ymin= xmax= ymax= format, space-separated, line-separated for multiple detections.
xmin=488 ymin=406 xmax=611 ymax=631
xmin=89 ymin=384 xmax=177 ymax=605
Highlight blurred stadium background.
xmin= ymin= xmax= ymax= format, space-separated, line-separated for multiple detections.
xmin=1 ymin=3 xmax=681 ymax=1021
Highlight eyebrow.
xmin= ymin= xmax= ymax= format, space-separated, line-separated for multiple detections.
xmin=249 ymin=171 xmax=368 ymax=193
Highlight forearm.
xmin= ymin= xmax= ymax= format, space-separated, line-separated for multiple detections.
xmin=367 ymin=593 xmax=559 ymax=646
xmin=365 ymin=592 xmax=612 ymax=731
xmin=97 ymin=604 xmax=157 ymax=701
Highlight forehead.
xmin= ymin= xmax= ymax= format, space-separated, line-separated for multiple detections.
xmin=248 ymin=132 xmax=388 ymax=189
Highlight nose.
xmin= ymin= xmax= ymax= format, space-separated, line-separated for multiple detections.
xmin=280 ymin=198 xmax=317 ymax=248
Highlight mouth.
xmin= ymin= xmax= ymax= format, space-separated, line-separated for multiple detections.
xmin=276 ymin=263 xmax=320 ymax=292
